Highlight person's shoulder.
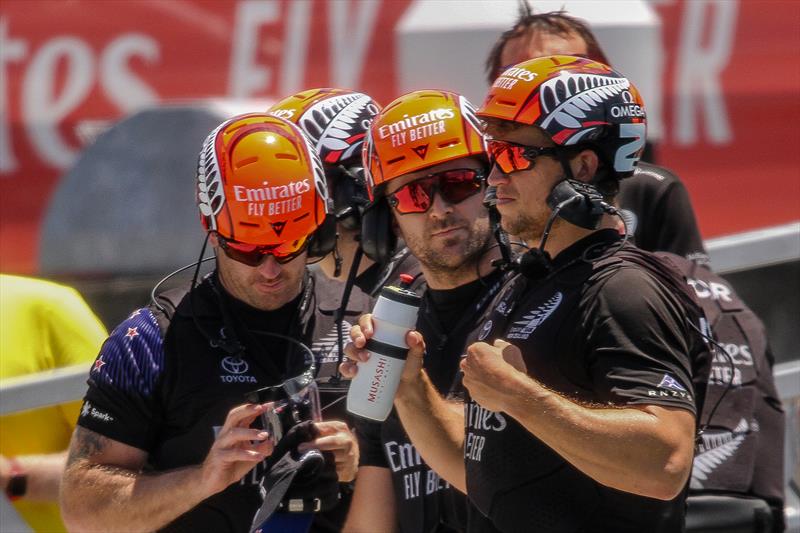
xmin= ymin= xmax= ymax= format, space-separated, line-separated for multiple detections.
xmin=632 ymin=161 xmax=683 ymax=186
xmin=0 ymin=274 xmax=85 ymax=307
xmin=584 ymin=252 xmax=677 ymax=311
xmin=91 ymin=307 xmax=167 ymax=394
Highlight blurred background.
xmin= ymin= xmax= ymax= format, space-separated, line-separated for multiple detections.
xmin=1 ymin=0 xmax=798 ymax=357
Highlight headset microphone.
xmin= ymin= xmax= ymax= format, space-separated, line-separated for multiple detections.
xmin=483 ymin=186 xmax=514 ymax=270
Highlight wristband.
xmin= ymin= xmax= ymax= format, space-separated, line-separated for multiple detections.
xmin=5 ymin=458 xmax=27 ymax=501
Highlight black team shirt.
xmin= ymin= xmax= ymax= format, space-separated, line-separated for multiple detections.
xmin=357 ymin=269 xmax=506 ymax=533
xmin=463 ymin=230 xmax=708 ymax=533
xmin=78 ymin=273 xmax=347 ymax=533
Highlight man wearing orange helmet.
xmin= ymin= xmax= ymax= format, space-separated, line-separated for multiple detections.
xmin=61 ymin=114 xmax=358 ymax=533
xmin=486 ymin=9 xmax=786 ymax=531
xmin=269 ymin=89 xmax=421 ymax=377
xmin=345 ymin=57 xmax=709 ymax=532
xmin=486 ymin=6 xmax=708 ymax=264
xmin=340 ymin=90 xmax=505 ymax=533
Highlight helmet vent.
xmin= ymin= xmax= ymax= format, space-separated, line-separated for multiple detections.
xmin=497 ymin=99 xmax=517 ymax=107
xmin=387 ymin=156 xmax=405 ymax=165
xmin=275 ymin=153 xmax=299 ymax=160
xmin=234 ymin=156 xmax=259 ymax=168
xmin=238 ymin=221 xmax=260 ymax=228
xmin=437 ymin=138 xmax=459 ymax=149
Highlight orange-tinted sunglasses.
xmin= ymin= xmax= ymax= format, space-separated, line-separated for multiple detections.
xmin=487 ymin=139 xmax=560 ymax=174
xmin=217 ymin=234 xmax=309 ymax=266
xmin=387 ymin=168 xmax=485 ymax=215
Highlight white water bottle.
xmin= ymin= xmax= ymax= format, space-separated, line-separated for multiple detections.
xmin=347 ymin=281 xmax=421 ymax=421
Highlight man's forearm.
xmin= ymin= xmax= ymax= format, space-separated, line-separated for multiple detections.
xmin=394 ymin=370 xmax=466 ymax=492
xmin=62 ymin=460 xmax=207 ymax=533
xmin=60 ymin=427 xmax=208 ymax=533
xmin=502 ymin=371 xmax=694 ymax=500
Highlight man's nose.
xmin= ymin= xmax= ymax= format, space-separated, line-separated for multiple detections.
xmin=428 ymin=188 xmax=454 ymax=218
xmin=487 ymin=164 xmax=510 ymax=186
xmin=256 ymin=255 xmax=283 ymax=277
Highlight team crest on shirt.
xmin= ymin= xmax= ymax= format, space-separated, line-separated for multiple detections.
xmin=507 ymin=292 xmax=563 ymax=339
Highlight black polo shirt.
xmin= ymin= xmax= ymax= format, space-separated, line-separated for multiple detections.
xmin=463 ymin=231 xmax=707 ymax=533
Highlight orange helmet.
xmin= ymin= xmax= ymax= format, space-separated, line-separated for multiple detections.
xmin=362 ymin=90 xmax=487 ymax=200
xmin=269 ymin=88 xmax=381 ymax=166
xmin=479 ymin=55 xmax=647 ymax=178
xmin=196 ymin=113 xmax=332 ymax=247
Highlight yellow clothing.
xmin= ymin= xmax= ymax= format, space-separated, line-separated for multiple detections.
xmin=0 ymin=275 xmax=106 ymax=533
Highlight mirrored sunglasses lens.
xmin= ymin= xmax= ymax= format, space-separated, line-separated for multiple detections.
xmin=440 ymin=171 xmax=482 ymax=203
xmin=392 ymin=181 xmax=432 ymax=213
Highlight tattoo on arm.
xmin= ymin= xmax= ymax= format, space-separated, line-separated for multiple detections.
xmin=67 ymin=427 xmax=110 ymax=466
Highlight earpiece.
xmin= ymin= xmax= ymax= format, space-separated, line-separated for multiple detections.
xmin=360 ymin=200 xmax=397 ymax=265
xmin=545 ymin=179 xmax=610 ymax=230
xmin=333 ymin=165 xmax=370 ymax=231
xmin=307 ymin=213 xmax=338 ymax=259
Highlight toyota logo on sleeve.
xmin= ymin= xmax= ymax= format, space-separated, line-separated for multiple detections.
xmin=220 ymin=356 xmax=256 ymax=383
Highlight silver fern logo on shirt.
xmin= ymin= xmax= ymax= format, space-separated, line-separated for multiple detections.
xmin=691 ymin=418 xmax=757 ymax=490
xmin=312 ymin=322 xmax=353 ymax=363
xmin=507 ymin=292 xmax=563 ymax=339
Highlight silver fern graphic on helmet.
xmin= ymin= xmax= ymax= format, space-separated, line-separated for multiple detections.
xmin=363 ymin=125 xmax=378 ymax=193
xmin=299 ymin=93 xmax=379 ymax=162
xmin=458 ymin=95 xmax=488 ymax=151
xmin=539 ymin=71 xmax=631 ymax=144
xmin=690 ymin=418 xmax=757 ymax=489
xmin=294 ymin=125 xmax=332 ymax=216
xmin=197 ymin=122 xmax=227 ymax=230
xmin=508 ymin=292 xmax=563 ymax=339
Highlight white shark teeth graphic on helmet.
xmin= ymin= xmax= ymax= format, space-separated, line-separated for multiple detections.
xmin=197 ymin=122 xmax=227 ymax=228
xmin=539 ymin=71 xmax=630 ymax=132
xmin=690 ymin=418 xmax=756 ymax=489
xmin=458 ymin=95 xmax=488 ymax=152
xmin=299 ymin=93 xmax=378 ymax=160
xmin=294 ymin=126 xmax=330 ymax=214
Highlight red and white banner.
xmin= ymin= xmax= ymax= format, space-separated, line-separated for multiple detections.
xmin=1 ymin=0 xmax=798 ymax=273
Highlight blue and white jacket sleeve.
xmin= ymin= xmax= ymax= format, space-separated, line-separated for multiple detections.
xmin=77 ymin=308 xmax=165 ymax=451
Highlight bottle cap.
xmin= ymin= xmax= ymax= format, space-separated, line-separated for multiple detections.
xmin=398 ymin=273 xmax=415 ymax=288
xmin=379 ymin=285 xmax=421 ymax=307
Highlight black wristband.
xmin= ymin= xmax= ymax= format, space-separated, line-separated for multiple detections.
xmin=6 ymin=473 xmax=27 ymax=500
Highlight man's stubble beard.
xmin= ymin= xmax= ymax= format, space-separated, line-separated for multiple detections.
xmin=404 ymin=214 xmax=493 ymax=281
xmin=502 ymin=207 xmax=549 ymax=246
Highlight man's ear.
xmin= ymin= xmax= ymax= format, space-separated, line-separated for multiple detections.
xmin=570 ymin=149 xmax=599 ymax=183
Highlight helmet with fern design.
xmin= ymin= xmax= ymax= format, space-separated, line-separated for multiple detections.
xmin=362 ymin=89 xmax=488 ymax=201
xmin=196 ymin=113 xmax=332 ymax=249
xmin=478 ymin=55 xmax=647 ymax=179
xmin=269 ymin=89 xmax=381 ymax=228
xmin=269 ymin=88 xmax=381 ymax=167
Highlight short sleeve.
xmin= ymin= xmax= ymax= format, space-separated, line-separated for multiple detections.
xmin=580 ymin=267 xmax=697 ymax=414
xmin=77 ymin=308 xmax=166 ymax=451
xmin=355 ymin=417 xmax=389 ymax=468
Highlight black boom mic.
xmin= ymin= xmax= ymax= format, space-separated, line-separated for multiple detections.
xmin=483 ymin=186 xmax=514 ymax=269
